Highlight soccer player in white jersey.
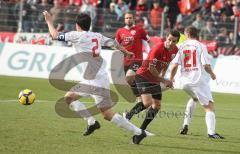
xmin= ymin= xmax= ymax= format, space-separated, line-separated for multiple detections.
xmin=43 ymin=11 xmax=154 ymax=143
xmin=170 ymin=26 xmax=224 ymax=139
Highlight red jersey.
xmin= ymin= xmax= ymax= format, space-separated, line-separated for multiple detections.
xmin=115 ymin=25 xmax=149 ymax=66
xmin=137 ymin=42 xmax=178 ymax=83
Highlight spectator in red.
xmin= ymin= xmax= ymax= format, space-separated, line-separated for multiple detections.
xmin=149 ymin=0 xmax=163 ymax=30
xmin=73 ymin=0 xmax=83 ymax=6
xmin=135 ymin=0 xmax=147 ymax=13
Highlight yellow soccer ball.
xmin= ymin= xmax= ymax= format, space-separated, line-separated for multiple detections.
xmin=18 ymin=89 xmax=36 ymax=105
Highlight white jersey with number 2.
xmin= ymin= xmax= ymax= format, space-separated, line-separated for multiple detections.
xmin=58 ymin=31 xmax=114 ymax=78
xmin=172 ymin=39 xmax=210 ymax=85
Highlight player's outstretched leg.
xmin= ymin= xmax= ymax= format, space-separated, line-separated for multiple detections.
xmin=102 ymin=109 xmax=154 ymax=144
xmin=180 ymin=98 xmax=197 ymax=135
xmin=68 ymin=100 xmax=100 ymax=136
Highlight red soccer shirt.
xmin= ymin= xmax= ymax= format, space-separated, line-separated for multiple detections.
xmin=137 ymin=42 xmax=178 ymax=83
xmin=115 ymin=25 xmax=149 ymax=66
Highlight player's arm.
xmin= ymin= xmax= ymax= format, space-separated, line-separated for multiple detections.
xmin=103 ymin=37 xmax=134 ymax=58
xmin=147 ymin=46 xmax=172 ymax=87
xmin=170 ymin=51 xmax=181 ymax=82
xmin=148 ymin=63 xmax=160 ymax=77
xmin=160 ymin=64 xmax=169 ymax=77
xmin=201 ymin=44 xmax=216 ymax=80
xmin=149 ymin=64 xmax=173 ymax=88
xmin=204 ymin=65 xmax=216 ymax=80
xmin=170 ymin=63 xmax=178 ymax=82
xmin=43 ymin=10 xmax=58 ymax=39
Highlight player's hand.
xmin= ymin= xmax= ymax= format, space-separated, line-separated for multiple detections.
xmin=210 ymin=73 xmax=216 ymax=80
xmin=125 ymin=51 xmax=134 ymax=58
xmin=163 ymin=79 xmax=173 ymax=89
xmin=43 ymin=10 xmax=52 ymax=23
xmin=148 ymin=63 xmax=155 ymax=71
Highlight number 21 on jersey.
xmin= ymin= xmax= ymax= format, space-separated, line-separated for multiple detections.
xmin=183 ymin=49 xmax=196 ymax=68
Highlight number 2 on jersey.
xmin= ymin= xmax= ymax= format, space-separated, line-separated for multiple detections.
xmin=92 ymin=38 xmax=99 ymax=57
xmin=183 ymin=50 xmax=196 ymax=68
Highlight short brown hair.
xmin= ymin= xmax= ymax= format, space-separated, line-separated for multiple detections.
xmin=184 ymin=26 xmax=199 ymax=39
xmin=168 ymin=30 xmax=180 ymax=41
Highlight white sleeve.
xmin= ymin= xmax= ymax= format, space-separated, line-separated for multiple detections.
xmin=142 ymin=40 xmax=150 ymax=53
xmin=100 ymin=34 xmax=115 ymax=47
xmin=200 ymin=44 xmax=210 ymax=65
xmin=57 ymin=31 xmax=80 ymax=43
xmin=171 ymin=51 xmax=181 ymax=65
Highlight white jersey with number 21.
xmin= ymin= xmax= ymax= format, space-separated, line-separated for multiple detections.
xmin=172 ymin=39 xmax=210 ymax=85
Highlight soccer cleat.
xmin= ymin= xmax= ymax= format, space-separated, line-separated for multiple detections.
xmin=83 ymin=121 xmax=100 ymax=136
xmin=123 ymin=112 xmax=132 ymax=121
xmin=208 ymin=133 xmax=224 ymax=139
xmin=180 ymin=125 xmax=188 ymax=135
xmin=132 ymin=130 xmax=147 ymax=144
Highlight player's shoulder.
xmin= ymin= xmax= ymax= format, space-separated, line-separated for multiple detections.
xmin=116 ymin=27 xmax=125 ymax=33
xmin=155 ymin=41 xmax=165 ymax=48
xmin=133 ymin=25 xmax=146 ymax=32
xmin=150 ymin=42 xmax=164 ymax=53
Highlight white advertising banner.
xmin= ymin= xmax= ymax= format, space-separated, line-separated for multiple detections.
xmin=0 ymin=43 xmax=240 ymax=94
xmin=0 ymin=43 xmax=126 ymax=83
xmin=209 ymin=55 xmax=240 ymax=94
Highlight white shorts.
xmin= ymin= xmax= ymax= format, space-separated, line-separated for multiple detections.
xmin=182 ymin=78 xmax=213 ymax=106
xmin=70 ymin=75 xmax=114 ymax=108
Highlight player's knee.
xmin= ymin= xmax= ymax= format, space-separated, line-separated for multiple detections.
xmin=152 ymin=102 xmax=161 ymax=110
xmin=64 ymin=93 xmax=77 ymax=104
xmin=101 ymin=110 xmax=113 ymax=121
xmin=64 ymin=95 xmax=73 ymax=104
xmin=204 ymin=101 xmax=215 ymax=112
xmin=126 ymin=76 xmax=135 ymax=85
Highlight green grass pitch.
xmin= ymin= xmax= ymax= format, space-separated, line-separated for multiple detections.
xmin=0 ymin=75 xmax=240 ymax=154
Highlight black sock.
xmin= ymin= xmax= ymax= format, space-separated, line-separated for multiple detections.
xmin=140 ymin=107 xmax=159 ymax=130
xmin=126 ymin=101 xmax=146 ymax=120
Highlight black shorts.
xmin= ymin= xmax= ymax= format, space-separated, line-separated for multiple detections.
xmin=135 ymin=74 xmax=162 ymax=100
xmin=124 ymin=62 xmax=142 ymax=74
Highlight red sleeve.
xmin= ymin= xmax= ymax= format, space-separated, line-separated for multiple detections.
xmin=115 ymin=29 xmax=121 ymax=43
xmin=148 ymin=44 xmax=161 ymax=65
xmin=140 ymin=28 xmax=149 ymax=41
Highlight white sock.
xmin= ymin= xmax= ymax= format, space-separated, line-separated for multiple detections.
xmin=205 ymin=111 xmax=216 ymax=135
xmin=111 ymin=113 xmax=142 ymax=135
xmin=183 ymin=99 xmax=197 ymax=126
xmin=69 ymin=100 xmax=96 ymax=126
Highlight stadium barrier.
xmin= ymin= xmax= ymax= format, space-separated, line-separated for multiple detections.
xmin=0 ymin=43 xmax=239 ymax=94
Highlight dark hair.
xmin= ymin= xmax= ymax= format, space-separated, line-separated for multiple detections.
xmin=184 ymin=26 xmax=199 ymax=38
xmin=168 ymin=30 xmax=180 ymax=41
xmin=75 ymin=13 xmax=91 ymax=31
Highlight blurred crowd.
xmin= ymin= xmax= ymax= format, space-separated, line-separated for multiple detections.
xmin=0 ymin=0 xmax=240 ymax=46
